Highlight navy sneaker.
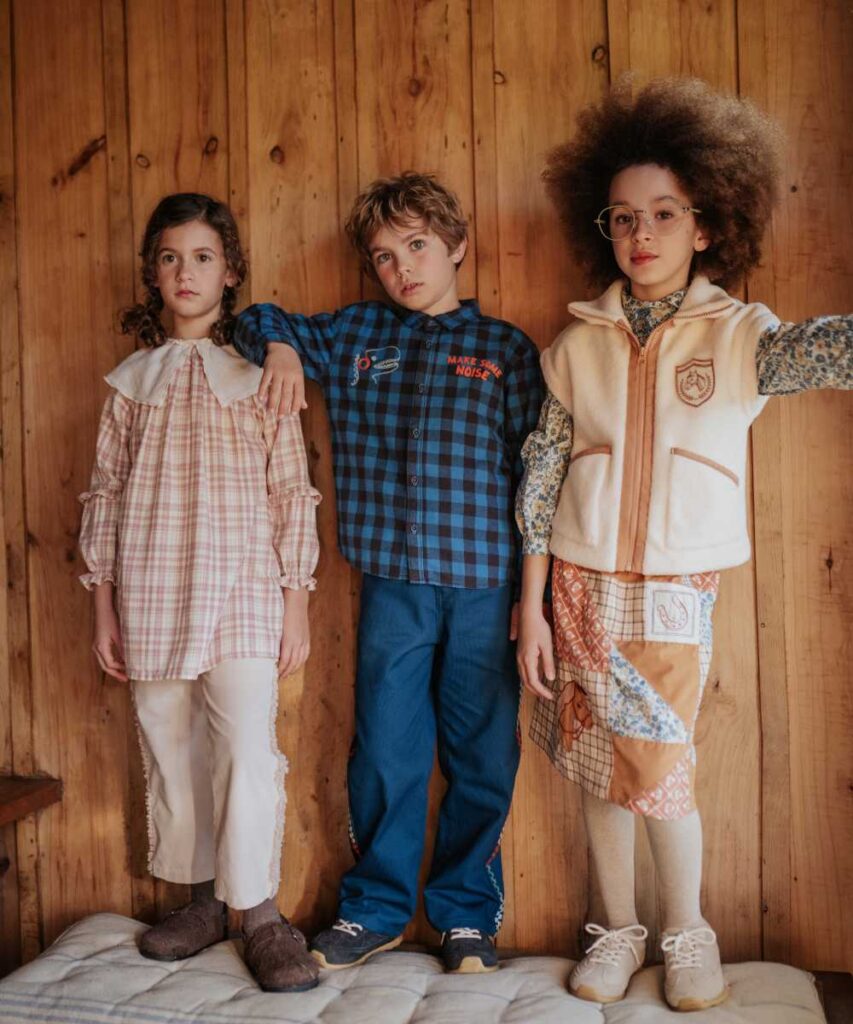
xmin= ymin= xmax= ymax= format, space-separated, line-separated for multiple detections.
xmin=440 ymin=927 xmax=499 ymax=973
xmin=310 ymin=918 xmax=402 ymax=969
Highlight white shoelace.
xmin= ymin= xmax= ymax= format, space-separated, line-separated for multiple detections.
xmin=661 ymin=926 xmax=718 ymax=970
xmin=583 ymin=923 xmax=648 ymax=967
xmin=448 ymin=927 xmax=483 ymax=941
xmin=332 ymin=919 xmax=365 ymax=937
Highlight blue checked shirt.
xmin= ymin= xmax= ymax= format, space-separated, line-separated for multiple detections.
xmin=234 ymin=300 xmax=544 ymax=589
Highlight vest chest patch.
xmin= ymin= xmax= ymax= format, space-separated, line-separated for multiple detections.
xmin=675 ymin=358 xmax=715 ymax=407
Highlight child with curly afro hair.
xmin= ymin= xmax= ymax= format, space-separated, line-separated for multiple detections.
xmin=515 ymin=78 xmax=851 ymax=1012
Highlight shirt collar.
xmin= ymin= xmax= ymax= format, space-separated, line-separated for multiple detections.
xmin=105 ymin=338 xmax=262 ymax=407
xmin=567 ymin=274 xmax=735 ymax=329
xmin=394 ymin=298 xmax=481 ymax=333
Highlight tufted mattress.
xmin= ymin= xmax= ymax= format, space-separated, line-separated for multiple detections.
xmin=0 ymin=914 xmax=827 ymax=1023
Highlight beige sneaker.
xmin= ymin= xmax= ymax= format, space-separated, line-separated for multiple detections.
xmin=661 ymin=926 xmax=728 ymax=1011
xmin=569 ymin=923 xmax=648 ymax=1003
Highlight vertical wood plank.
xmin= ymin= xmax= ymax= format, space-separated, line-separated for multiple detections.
xmin=244 ymin=0 xmax=358 ymax=938
xmin=13 ymin=0 xmax=135 ymax=948
xmin=0 ymin=0 xmax=23 ymax=972
xmin=739 ymin=0 xmax=853 ymax=971
xmin=100 ymin=0 xmax=153 ymax=926
xmin=126 ymin=0 xmax=230 ymax=240
xmin=354 ymin=0 xmax=477 ymax=303
xmin=492 ymin=0 xmax=609 ymax=955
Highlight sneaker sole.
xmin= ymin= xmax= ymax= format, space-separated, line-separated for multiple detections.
xmin=570 ymin=983 xmax=628 ymax=1004
xmin=446 ymin=957 xmax=499 ymax=974
xmin=669 ymin=986 xmax=729 ymax=1012
xmin=310 ymin=935 xmax=402 ymax=970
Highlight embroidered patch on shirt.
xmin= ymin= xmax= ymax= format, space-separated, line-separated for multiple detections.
xmin=643 ymin=582 xmax=700 ymax=644
xmin=349 ymin=345 xmax=401 ymax=385
xmin=446 ymin=354 xmax=504 ymax=381
xmin=675 ymin=358 xmax=715 ymax=407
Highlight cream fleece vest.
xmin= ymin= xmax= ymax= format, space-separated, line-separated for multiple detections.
xmin=541 ymin=275 xmax=779 ymax=575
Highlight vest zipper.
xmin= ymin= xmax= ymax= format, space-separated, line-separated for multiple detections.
xmin=618 ymin=321 xmax=667 ymax=572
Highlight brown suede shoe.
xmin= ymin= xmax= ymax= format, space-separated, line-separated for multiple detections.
xmin=243 ymin=917 xmax=320 ymax=992
xmin=139 ymin=900 xmax=228 ymax=961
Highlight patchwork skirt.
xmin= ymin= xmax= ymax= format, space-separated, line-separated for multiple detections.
xmin=530 ymin=559 xmax=719 ymax=820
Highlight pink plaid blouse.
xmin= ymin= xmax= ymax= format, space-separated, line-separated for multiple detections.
xmin=79 ymin=339 xmax=320 ymax=681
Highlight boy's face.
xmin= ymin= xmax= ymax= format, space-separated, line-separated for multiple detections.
xmin=608 ymin=164 xmax=709 ymax=301
xmin=368 ymin=217 xmax=467 ymax=317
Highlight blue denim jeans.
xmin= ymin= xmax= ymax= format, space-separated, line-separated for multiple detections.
xmin=338 ymin=575 xmax=521 ymax=935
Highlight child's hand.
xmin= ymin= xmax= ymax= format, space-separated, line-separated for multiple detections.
xmin=260 ymin=343 xmax=307 ymax=418
xmin=516 ymin=604 xmax=556 ymax=700
xmin=92 ymin=584 xmax=128 ymax=682
xmin=279 ymin=589 xmax=310 ymax=678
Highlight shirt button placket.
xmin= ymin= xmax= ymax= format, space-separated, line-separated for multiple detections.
xmin=407 ymin=320 xmax=439 ymax=583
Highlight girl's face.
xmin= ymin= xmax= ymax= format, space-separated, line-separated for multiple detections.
xmin=608 ymin=164 xmax=709 ymax=301
xmin=154 ymin=219 xmax=237 ymax=338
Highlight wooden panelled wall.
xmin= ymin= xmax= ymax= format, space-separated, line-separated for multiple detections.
xmin=0 ymin=0 xmax=850 ymax=976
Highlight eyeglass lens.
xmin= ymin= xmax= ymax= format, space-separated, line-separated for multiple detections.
xmin=602 ymin=200 xmax=691 ymax=240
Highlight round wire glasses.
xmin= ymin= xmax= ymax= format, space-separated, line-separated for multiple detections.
xmin=595 ymin=199 xmax=702 ymax=241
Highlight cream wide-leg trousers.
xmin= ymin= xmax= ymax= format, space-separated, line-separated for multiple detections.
xmin=131 ymin=658 xmax=286 ymax=910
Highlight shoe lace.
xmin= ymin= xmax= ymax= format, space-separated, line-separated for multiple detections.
xmin=448 ymin=927 xmax=483 ymax=941
xmin=661 ymin=927 xmax=717 ymax=970
xmin=332 ymin=919 xmax=365 ymax=937
xmin=583 ymin=923 xmax=648 ymax=967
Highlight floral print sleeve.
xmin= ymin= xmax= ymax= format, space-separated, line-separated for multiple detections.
xmin=756 ymin=315 xmax=853 ymax=395
xmin=515 ymin=390 xmax=574 ymax=555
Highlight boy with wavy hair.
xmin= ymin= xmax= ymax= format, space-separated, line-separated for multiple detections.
xmin=234 ymin=172 xmax=543 ymax=974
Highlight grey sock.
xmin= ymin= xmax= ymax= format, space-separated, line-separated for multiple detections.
xmin=242 ymin=898 xmax=281 ymax=935
xmin=191 ymin=879 xmax=225 ymax=912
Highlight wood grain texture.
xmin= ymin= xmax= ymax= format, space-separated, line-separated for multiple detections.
xmin=490 ymin=0 xmax=609 ymax=955
xmin=243 ymin=0 xmax=359 ymax=937
xmin=739 ymin=0 xmax=853 ymax=971
xmin=0 ymin=0 xmax=849 ymax=975
xmin=12 ymin=0 xmax=135 ymax=949
xmin=0 ymin=0 xmax=22 ymax=966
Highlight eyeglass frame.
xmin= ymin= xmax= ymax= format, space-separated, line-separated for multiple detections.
xmin=594 ymin=202 xmax=702 ymax=242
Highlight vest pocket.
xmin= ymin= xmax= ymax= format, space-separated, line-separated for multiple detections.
xmin=558 ymin=445 xmax=612 ymax=546
xmin=666 ymin=447 xmax=741 ymax=550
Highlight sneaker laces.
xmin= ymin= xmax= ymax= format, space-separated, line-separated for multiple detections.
xmin=661 ymin=926 xmax=717 ymax=971
xmin=332 ymin=919 xmax=365 ymax=937
xmin=448 ymin=927 xmax=483 ymax=941
xmin=583 ymin=923 xmax=648 ymax=967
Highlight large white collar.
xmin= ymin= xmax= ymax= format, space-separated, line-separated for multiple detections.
xmin=105 ymin=338 xmax=263 ymax=407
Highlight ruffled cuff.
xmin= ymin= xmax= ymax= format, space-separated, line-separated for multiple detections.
xmin=268 ymin=483 xmax=322 ymax=509
xmin=278 ymin=570 xmax=317 ymax=592
xmin=78 ymin=568 xmax=116 ymax=592
xmin=522 ymin=535 xmax=552 ymax=556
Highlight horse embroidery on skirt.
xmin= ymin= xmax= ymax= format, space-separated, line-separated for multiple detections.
xmin=675 ymin=358 xmax=715 ymax=407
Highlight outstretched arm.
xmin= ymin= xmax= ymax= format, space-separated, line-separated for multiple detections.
xmin=756 ymin=315 xmax=853 ymax=395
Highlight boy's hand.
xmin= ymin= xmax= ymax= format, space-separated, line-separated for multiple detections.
xmin=516 ymin=604 xmax=556 ymax=701
xmin=260 ymin=343 xmax=307 ymax=418
xmin=92 ymin=585 xmax=128 ymax=682
xmin=279 ymin=588 xmax=310 ymax=679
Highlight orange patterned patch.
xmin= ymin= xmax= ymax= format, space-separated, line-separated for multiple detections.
xmin=625 ymin=753 xmax=695 ymax=820
xmin=552 ymin=561 xmax=611 ymax=671
xmin=688 ymin=571 xmax=720 ymax=594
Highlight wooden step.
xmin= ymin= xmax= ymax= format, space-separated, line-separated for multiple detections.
xmin=0 ymin=775 xmax=62 ymax=828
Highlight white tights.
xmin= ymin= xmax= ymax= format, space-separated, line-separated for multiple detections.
xmin=582 ymin=790 xmax=706 ymax=931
